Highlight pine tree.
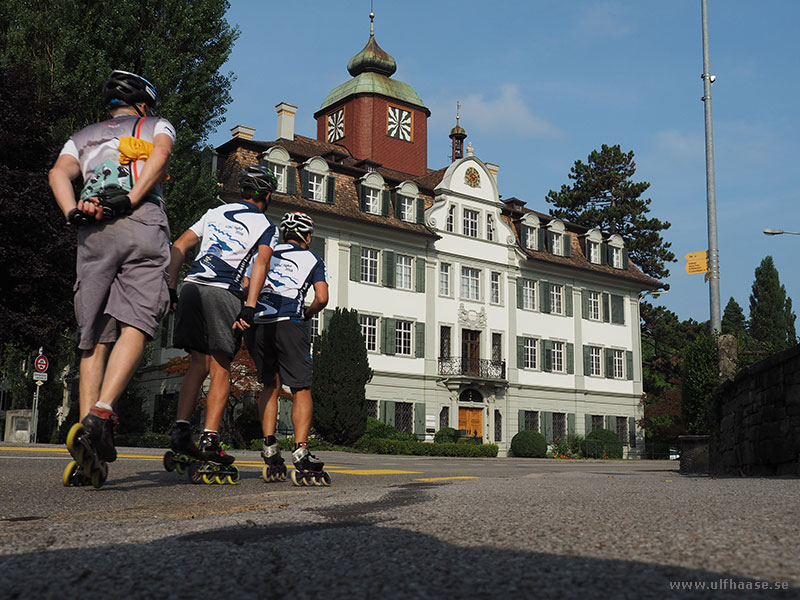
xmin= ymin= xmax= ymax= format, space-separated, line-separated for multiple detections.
xmin=311 ymin=309 xmax=373 ymax=445
xmin=748 ymin=256 xmax=795 ymax=350
xmin=721 ymin=297 xmax=747 ymax=336
xmin=545 ymin=144 xmax=675 ymax=280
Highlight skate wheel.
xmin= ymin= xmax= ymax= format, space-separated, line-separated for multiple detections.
xmin=66 ymin=422 xmax=85 ymax=465
xmin=279 ymin=466 xmax=287 ymax=481
xmin=175 ymin=460 xmax=186 ymax=475
xmin=262 ymin=465 xmax=270 ymax=483
xmin=202 ymin=470 xmax=215 ymax=485
xmin=163 ymin=451 xmax=176 ymax=472
xmin=318 ymin=472 xmax=331 ymax=487
xmin=62 ymin=460 xmax=79 ymax=487
xmin=189 ymin=461 xmax=203 ymax=484
xmin=290 ymin=469 xmax=302 ymax=487
xmin=226 ymin=465 xmax=240 ymax=485
xmin=90 ymin=462 xmax=108 ymax=489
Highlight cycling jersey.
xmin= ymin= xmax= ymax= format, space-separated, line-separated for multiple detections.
xmin=184 ymin=202 xmax=278 ymax=294
xmin=252 ymin=243 xmax=327 ymax=323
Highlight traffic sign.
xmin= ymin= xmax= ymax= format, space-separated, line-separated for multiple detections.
xmin=33 ymin=372 xmax=48 ymax=382
xmin=685 ymin=259 xmax=709 ymax=275
xmin=34 ymin=355 xmax=48 ymax=372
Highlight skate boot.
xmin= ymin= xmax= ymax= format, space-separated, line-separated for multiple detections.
xmin=261 ymin=436 xmax=287 ymax=483
xmin=290 ymin=443 xmax=330 ymax=487
xmin=188 ymin=431 xmax=240 ymax=485
xmin=64 ymin=406 xmax=117 ymax=488
xmin=163 ymin=422 xmax=200 ymax=476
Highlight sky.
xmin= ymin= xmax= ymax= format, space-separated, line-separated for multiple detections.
xmin=208 ymin=1 xmax=800 ymax=325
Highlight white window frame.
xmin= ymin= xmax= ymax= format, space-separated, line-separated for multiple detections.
xmin=396 ymin=254 xmax=413 ymax=290
xmin=364 ymin=186 xmax=380 ymax=214
xmin=308 ymin=172 xmax=325 ymax=202
xmin=525 ymin=227 xmax=537 ymax=249
xmin=522 ymin=279 xmax=537 ymax=310
xmin=396 ymin=320 xmax=412 ymax=356
xmin=271 ymin=163 xmax=286 ymax=193
xmin=360 ymin=315 xmax=378 ymax=352
xmin=446 ymin=205 xmax=455 ymax=232
xmin=361 ymin=248 xmax=379 ymax=284
xmin=589 ymin=346 xmax=602 ymax=376
xmin=439 ymin=262 xmax=451 ymax=296
xmin=487 ymin=214 xmax=495 ymax=241
xmin=551 ymin=233 xmax=563 ymax=256
xmin=550 ymin=284 xmax=563 ymax=315
xmin=613 ymin=349 xmax=624 ymax=379
xmin=261 ymin=147 xmax=291 ymax=193
xmin=399 ymin=196 xmax=415 ymax=222
xmin=490 ymin=272 xmax=501 ymax=304
xmin=461 ymin=266 xmax=480 ymax=301
xmin=612 ymin=246 xmax=623 ymax=269
xmin=523 ymin=338 xmax=538 ymax=369
xmin=552 ymin=341 xmax=565 ymax=373
xmin=588 ymin=291 xmax=601 ymax=320
xmin=463 ymin=208 xmax=479 ymax=238
xmin=588 ymin=241 xmax=600 ymax=264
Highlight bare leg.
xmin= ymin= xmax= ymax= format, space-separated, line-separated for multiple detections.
xmin=291 ymin=388 xmax=312 ymax=444
xmin=96 ymin=325 xmax=147 ymax=410
xmin=258 ymin=377 xmax=280 ymax=437
xmin=79 ymin=343 xmax=112 ymax=419
xmin=176 ymin=351 xmax=210 ymax=421
xmin=203 ymin=352 xmax=231 ymax=432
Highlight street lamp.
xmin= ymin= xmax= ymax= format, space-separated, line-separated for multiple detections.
xmin=764 ymin=229 xmax=800 ymax=236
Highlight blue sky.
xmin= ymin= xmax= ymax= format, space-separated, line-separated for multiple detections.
xmin=209 ymin=1 xmax=800 ymax=325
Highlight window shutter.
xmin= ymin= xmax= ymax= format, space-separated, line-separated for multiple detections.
xmin=602 ymin=292 xmax=611 ymax=323
xmin=543 ymin=340 xmax=553 ymax=372
xmin=546 ymin=230 xmax=554 ymax=253
xmin=414 ymin=403 xmax=426 ymax=437
xmin=385 ymin=401 xmax=396 ymax=427
xmin=566 ymin=342 xmax=574 ymax=374
xmin=540 ymin=281 xmax=551 ymax=314
xmin=286 ymin=166 xmax=297 ymax=195
xmin=565 ymin=285 xmax=573 ymax=317
xmin=568 ymin=413 xmax=576 ymax=435
xmin=543 ymin=412 xmax=553 ymax=443
xmin=415 ymin=257 xmax=426 ymax=292
xmin=600 ymin=242 xmax=608 ymax=265
xmin=605 ymin=348 xmax=614 ymax=379
xmin=629 ymin=416 xmax=636 ymax=447
xmin=605 ymin=415 xmax=614 ymax=431
xmin=300 ymin=169 xmax=310 ymax=199
xmin=518 ymin=410 xmax=526 ymax=432
xmin=537 ymin=228 xmax=546 ymax=251
xmin=325 ymin=175 xmax=336 ymax=203
xmin=379 ymin=400 xmax=387 ymax=423
xmin=394 ymin=195 xmax=402 ymax=219
xmin=626 ymin=350 xmax=634 ymax=380
xmin=516 ymin=279 xmax=524 ymax=309
xmin=382 ymin=250 xmax=395 ymax=288
xmin=582 ymin=289 xmax=589 ymax=320
xmin=381 ymin=317 xmax=396 ymax=355
xmin=516 ymin=337 xmax=525 ymax=369
xmin=309 ymin=235 xmax=325 ymax=260
xmin=611 ymin=294 xmax=624 ymax=324
xmin=381 ymin=190 xmax=391 ymax=216
xmin=416 ymin=198 xmax=425 ymax=224
xmin=622 ymin=248 xmax=629 ymax=269
xmin=349 ymin=244 xmax=361 ymax=281
xmin=563 ymin=234 xmax=572 ymax=257
xmin=585 ymin=415 xmax=592 ymax=435
xmin=583 ymin=345 xmax=591 ymax=376
xmin=358 ymin=184 xmax=366 ymax=211
xmin=414 ymin=322 xmax=425 ymax=358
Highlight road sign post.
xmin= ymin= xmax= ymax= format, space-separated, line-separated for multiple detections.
xmin=31 ymin=349 xmax=48 ymax=444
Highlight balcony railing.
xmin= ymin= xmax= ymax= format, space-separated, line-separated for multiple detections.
xmin=438 ymin=356 xmax=506 ymax=380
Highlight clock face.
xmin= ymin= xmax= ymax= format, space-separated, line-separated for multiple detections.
xmin=327 ymin=108 xmax=344 ymax=142
xmin=387 ymin=105 xmax=412 ymax=141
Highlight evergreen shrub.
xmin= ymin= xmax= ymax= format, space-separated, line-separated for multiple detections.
xmin=510 ymin=430 xmax=547 ymax=457
xmin=581 ymin=428 xmax=623 ymax=458
xmin=434 ymin=427 xmax=459 ymax=443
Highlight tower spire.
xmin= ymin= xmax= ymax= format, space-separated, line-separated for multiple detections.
xmin=449 ymin=102 xmax=467 ymax=162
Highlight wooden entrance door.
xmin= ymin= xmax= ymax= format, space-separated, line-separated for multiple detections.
xmin=462 ymin=329 xmax=481 ymax=375
xmin=458 ymin=407 xmax=483 ymax=439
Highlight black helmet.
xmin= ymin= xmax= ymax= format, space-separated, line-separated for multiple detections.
xmin=240 ymin=165 xmax=278 ymax=196
xmin=104 ymin=70 xmax=158 ymax=110
xmin=280 ymin=211 xmax=314 ymax=238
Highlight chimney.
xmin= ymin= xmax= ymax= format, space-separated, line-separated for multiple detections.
xmin=486 ymin=162 xmax=499 ymax=185
xmin=230 ymin=125 xmax=255 ymax=140
xmin=276 ymin=102 xmax=297 ymax=141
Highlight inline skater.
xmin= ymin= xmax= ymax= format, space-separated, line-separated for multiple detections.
xmin=242 ymin=212 xmax=330 ymax=485
xmin=164 ymin=165 xmax=279 ymax=483
xmin=49 ymin=70 xmax=175 ymax=487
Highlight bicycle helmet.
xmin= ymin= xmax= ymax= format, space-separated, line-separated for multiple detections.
xmin=103 ymin=70 xmax=158 ymax=110
xmin=240 ymin=165 xmax=278 ymax=196
xmin=280 ymin=211 xmax=314 ymax=239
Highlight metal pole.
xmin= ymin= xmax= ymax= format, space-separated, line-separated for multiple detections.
xmin=701 ymin=0 xmax=721 ymax=332
xmin=32 ymin=385 xmax=39 ymax=444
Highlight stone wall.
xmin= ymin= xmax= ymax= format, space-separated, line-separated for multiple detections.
xmin=711 ymin=344 xmax=800 ymax=476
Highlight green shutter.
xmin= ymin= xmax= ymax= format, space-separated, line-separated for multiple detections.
xmin=394 ymin=195 xmax=402 ymax=219
xmin=585 ymin=415 xmax=592 ymax=435
xmin=286 ymin=166 xmax=297 ymax=195
xmin=326 ymin=175 xmax=335 ymax=203
xmin=518 ymin=409 xmax=526 ymax=432
xmin=349 ymin=244 xmax=361 ymax=281
xmin=582 ymin=289 xmax=589 ymax=319
xmin=622 ymin=248 xmax=629 ymax=269
xmin=605 ymin=348 xmax=614 ymax=379
xmin=543 ymin=412 xmax=553 ymax=443
xmin=358 ymin=184 xmax=366 ymax=211
xmin=600 ymin=242 xmax=608 ymax=265
xmin=626 ymin=350 xmax=634 ymax=380
xmin=416 ymin=198 xmax=425 ymax=224
xmin=300 ymin=169 xmax=310 ymax=199
xmin=381 ymin=317 xmax=396 ymax=355
xmin=629 ymin=416 xmax=636 ymax=447
xmin=384 ymin=401 xmax=396 ymax=427
xmin=414 ymin=322 xmax=425 ymax=358
xmin=568 ymin=413 xmax=576 ymax=435
xmin=381 ymin=190 xmax=391 ymax=216
xmin=564 ymin=234 xmax=572 ymax=257
xmin=414 ymin=403 xmax=426 ymax=437
xmin=382 ymin=250 xmax=395 ymax=288
xmin=540 ymin=281 xmax=551 ymax=313
xmin=309 ymin=235 xmax=325 ymax=260
xmin=611 ymin=295 xmax=625 ymax=324
xmin=566 ymin=342 xmax=574 ymax=374
xmin=546 ymin=230 xmax=554 ymax=253
xmin=537 ymin=228 xmax=546 ymax=251
xmin=379 ymin=400 xmax=387 ymax=423
xmin=516 ymin=337 xmax=525 ymax=369
xmin=583 ymin=345 xmax=591 ymax=376
xmin=517 ymin=279 xmax=524 ymax=309
xmin=565 ymin=285 xmax=573 ymax=317
xmin=543 ymin=340 xmax=553 ymax=372
xmin=605 ymin=415 xmax=614 ymax=431
xmin=415 ymin=257 xmax=425 ymax=292
xmin=602 ymin=292 xmax=610 ymax=323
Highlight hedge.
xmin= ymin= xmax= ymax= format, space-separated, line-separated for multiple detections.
xmin=353 ymin=437 xmax=498 ymax=457
xmin=581 ymin=428 xmax=623 ymax=459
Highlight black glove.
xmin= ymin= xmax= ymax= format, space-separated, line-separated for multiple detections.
xmin=238 ymin=306 xmax=255 ymax=327
xmin=169 ymin=288 xmax=179 ymax=305
xmin=67 ymin=208 xmax=91 ymax=226
xmin=98 ymin=193 xmax=132 ymax=219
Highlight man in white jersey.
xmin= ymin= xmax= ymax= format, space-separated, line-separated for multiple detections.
xmin=49 ymin=70 xmax=175 ymax=485
xmin=242 ymin=212 xmax=330 ymax=485
xmin=166 ymin=165 xmax=278 ymax=465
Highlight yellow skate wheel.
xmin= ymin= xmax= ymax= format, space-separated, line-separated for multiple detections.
xmin=62 ymin=461 xmax=79 ymax=487
xmin=226 ymin=465 xmax=240 ymax=485
xmin=202 ymin=465 xmax=216 ymax=485
xmin=66 ymin=422 xmax=85 ymax=464
xmin=90 ymin=462 xmax=108 ymax=489
xmin=175 ymin=460 xmax=186 ymax=475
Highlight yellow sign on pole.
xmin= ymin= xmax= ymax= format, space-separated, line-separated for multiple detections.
xmin=684 ymin=250 xmax=709 ymax=275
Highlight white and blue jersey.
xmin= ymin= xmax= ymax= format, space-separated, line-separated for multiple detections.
xmin=184 ymin=202 xmax=278 ymax=294
xmin=252 ymin=243 xmax=327 ymax=323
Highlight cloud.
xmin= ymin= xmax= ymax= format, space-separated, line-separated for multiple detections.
xmin=573 ymin=1 xmax=636 ymax=39
xmin=654 ymin=130 xmax=705 ymax=162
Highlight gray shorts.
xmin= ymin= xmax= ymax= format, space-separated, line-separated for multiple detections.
xmin=74 ymin=213 xmax=170 ymax=350
xmin=244 ymin=320 xmax=312 ymax=389
xmin=173 ymin=282 xmax=242 ymax=359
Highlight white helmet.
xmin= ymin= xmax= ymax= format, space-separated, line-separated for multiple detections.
xmin=280 ymin=211 xmax=314 ymax=239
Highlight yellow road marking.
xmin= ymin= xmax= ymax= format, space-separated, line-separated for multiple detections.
xmin=414 ymin=476 xmax=478 ymax=482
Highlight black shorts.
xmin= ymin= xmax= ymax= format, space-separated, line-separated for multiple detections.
xmin=244 ymin=319 xmax=312 ymax=389
xmin=173 ymin=282 xmax=242 ymax=359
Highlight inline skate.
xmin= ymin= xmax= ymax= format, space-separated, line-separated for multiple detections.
xmin=187 ymin=431 xmax=240 ymax=485
xmin=63 ymin=406 xmax=117 ymax=489
xmin=163 ymin=422 xmax=201 ymax=478
xmin=261 ymin=437 xmax=287 ymax=482
xmin=290 ymin=444 xmax=330 ymax=487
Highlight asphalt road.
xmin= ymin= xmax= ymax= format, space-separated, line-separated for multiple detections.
xmin=0 ymin=443 xmax=798 ymax=599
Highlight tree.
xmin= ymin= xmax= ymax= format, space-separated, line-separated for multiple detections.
xmin=721 ymin=297 xmax=747 ymax=337
xmin=748 ymin=256 xmax=795 ymax=351
xmin=545 ymin=144 xmax=675 ymax=280
xmin=312 ymin=309 xmax=373 ymax=446
xmin=681 ymin=333 xmax=719 ymax=435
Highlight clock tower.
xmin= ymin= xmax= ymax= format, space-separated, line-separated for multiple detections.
xmin=314 ymin=13 xmax=430 ymax=177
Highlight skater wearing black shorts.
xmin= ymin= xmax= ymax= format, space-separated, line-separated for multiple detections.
xmin=166 ymin=165 xmax=278 ymax=464
xmin=242 ymin=212 xmax=330 ymax=485
xmin=49 ymin=70 xmax=175 ymax=486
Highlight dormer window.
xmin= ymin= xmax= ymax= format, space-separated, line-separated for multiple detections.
xmin=308 ymin=173 xmax=325 ymax=201
xmin=611 ymin=246 xmax=622 ymax=268
xmin=359 ymin=172 xmax=388 ymax=216
xmin=301 ymin=157 xmax=334 ymax=203
xmin=546 ymin=220 xmax=570 ymax=257
xmin=520 ymin=214 xmax=540 ymax=250
xmin=584 ymin=229 xmax=604 ymax=265
xmin=606 ymin=234 xmax=627 ymax=270
xmin=588 ymin=241 xmax=600 ymax=264
xmin=395 ymin=181 xmax=423 ymax=224
xmin=551 ymin=233 xmax=563 ymax=255
xmin=365 ymin=187 xmax=380 ymax=214
xmin=398 ymin=196 xmax=414 ymax=222
xmin=261 ymin=146 xmax=295 ymax=194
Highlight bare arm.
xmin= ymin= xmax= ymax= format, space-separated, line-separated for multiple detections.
xmin=167 ymin=230 xmax=200 ymax=291
xmin=48 ymin=154 xmax=82 ymax=219
xmin=233 ymin=244 xmax=273 ymax=330
xmin=304 ymin=281 xmax=329 ymax=321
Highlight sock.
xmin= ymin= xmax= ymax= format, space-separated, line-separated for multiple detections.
xmin=203 ymin=429 xmax=217 ymax=435
xmin=176 ymin=420 xmax=190 ymax=426
xmin=95 ymin=401 xmax=113 ymax=411
xmin=265 ymin=435 xmax=277 ymax=446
